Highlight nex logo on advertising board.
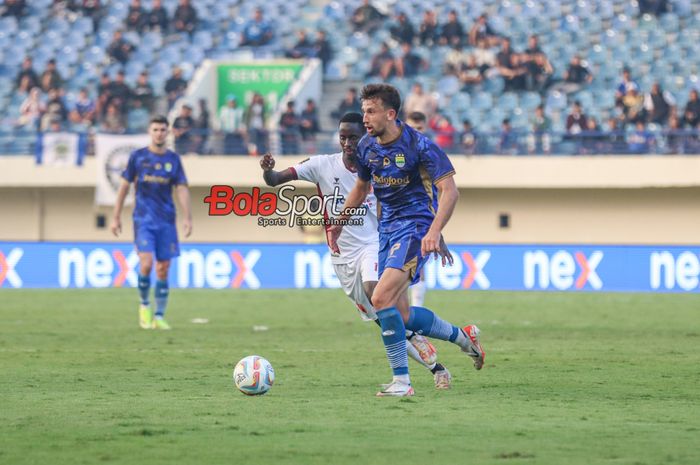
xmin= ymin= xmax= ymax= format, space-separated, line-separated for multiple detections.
xmin=423 ymin=250 xmax=491 ymax=290
xmin=524 ymin=250 xmax=603 ymax=290
xmin=0 ymin=248 xmax=23 ymax=288
xmin=650 ymin=251 xmax=700 ymax=291
xmin=58 ymin=248 xmax=261 ymax=289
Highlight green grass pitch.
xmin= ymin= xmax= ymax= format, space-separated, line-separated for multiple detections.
xmin=1 ymin=289 xmax=698 ymax=465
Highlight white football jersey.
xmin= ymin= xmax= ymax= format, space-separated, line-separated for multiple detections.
xmin=293 ymin=153 xmax=379 ymax=264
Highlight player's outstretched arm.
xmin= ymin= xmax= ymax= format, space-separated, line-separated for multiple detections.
xmin=110 ymin=179 xmax=131 ymax=237
xmin=422 ymin=175 xmax=459 ymax=258
xmin=328 ymin=178 xmax=371 ymax=253
xmin=259 ymin=153 xmax=297 ymax=186
xmin=175 ymin=184 xmax=193 ymax=237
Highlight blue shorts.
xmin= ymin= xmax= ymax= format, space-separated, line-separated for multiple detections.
xmin=134 ymin=222 xmax=180 ymax=261
xmin=378 ymin=222 xmax=430 ymax=285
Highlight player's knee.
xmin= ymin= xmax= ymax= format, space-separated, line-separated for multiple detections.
xmin=371 ymin=289 xmax=394 ymax=310
xmin=155 ymin=261 xmax=170 ymax=279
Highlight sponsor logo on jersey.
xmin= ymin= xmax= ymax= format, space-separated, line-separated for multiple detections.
xmin=383 ymin=157 xmax=390 ymax=167
xmin=372 ymin=174 xmax=410 ymax=186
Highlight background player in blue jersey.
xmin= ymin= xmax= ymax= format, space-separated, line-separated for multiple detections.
xmin=329 ymin=84 xmax=485 ymax=397
xmin=110 ymin=115 xmax=192 ymax=330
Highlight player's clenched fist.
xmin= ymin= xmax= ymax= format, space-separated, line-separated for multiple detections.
xmin=259 ymin=153 xmax=275 ymax=171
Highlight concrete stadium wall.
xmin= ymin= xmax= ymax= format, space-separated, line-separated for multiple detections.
xmin=1 ymin=156 xmax=700 ymax=244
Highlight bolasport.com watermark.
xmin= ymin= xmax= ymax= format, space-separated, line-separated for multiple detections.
xmin=203 ymin=185 xmax=367 ymax=228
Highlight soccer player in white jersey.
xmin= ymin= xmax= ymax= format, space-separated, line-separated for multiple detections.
xmin=259 ymin=112 xmax=452 ymax=389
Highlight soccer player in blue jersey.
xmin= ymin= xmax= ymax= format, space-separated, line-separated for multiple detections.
xmin=110 ymin=115 xmax=192 ymax=330
xmin=329 ymin=84 xmax=485 ymax=397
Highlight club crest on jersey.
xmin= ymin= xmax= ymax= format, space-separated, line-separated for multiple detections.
xmin=383 ymin=157 xmax=390 ymax=167
xmin=165 ymin=162 xmax=172 ymax=172
xmin=395 ymin=153 xmax=405 ymax=168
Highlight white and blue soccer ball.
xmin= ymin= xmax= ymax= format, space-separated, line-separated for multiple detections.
xmin=233 ymin=355 xmax=275 ymax=396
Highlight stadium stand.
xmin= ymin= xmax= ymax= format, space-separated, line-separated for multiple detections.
xmin=0 ymin=0 xmax=699 ymax=155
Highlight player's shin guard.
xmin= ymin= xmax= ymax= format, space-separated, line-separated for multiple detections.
xmin=154 ymin=280 xmax=169 ymax=317
xmin=405 ymin=306 xmax=461 ymax=343
xmin=138 ymin=274 xmax=151 ymax=306
xmin=376 ymin=307 xmax=410 ymax=381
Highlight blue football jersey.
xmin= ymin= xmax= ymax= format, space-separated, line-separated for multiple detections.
xmin=122 ymin=147 xmax=188 ymax=225
xmin=356 ymin=121 xmax=455 ymax=233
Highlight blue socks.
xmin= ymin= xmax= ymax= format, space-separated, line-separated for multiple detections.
xmin=405 ymin=306 xmax=461 ymax=343
xmin=376 ymin=307 xmax=409 ymax=377
xmin=138 ymin=274 xmax=150 ymax=306
xmin=154 ymin=280 xmax=169 ymax=317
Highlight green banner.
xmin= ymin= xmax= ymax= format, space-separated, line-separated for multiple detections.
xmin=217 ymin=62 xmax=304 ymax=112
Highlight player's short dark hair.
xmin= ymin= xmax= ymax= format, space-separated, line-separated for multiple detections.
xmin=149 ymin=115 xmax=169 ymax=127
xmin=407 ymin=111 xmax=427 ymax=123
xmin=339 ymin=112 xmax=364 ymax=126
xmin=360 ymin=84 xmax=401 ymax=114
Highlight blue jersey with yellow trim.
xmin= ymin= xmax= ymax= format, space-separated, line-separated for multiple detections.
xmin=122 ymin=147 xmax=188 ymax=225
xmin=356 ymin=121 xmax=455 ymax=233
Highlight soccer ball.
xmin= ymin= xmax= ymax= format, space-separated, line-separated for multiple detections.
xmin=233 ymin=355 xmax=275 ymax=396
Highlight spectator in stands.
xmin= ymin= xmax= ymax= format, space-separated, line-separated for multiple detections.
xmin=127 ymin=99 xmax=150 ymax=132
xmin=108 ymin=70 xmax=132 ymax=114
xmin=566 ymin=100 xmax=588 ymax=136
xmin=241 ymin=7 xmax=273 ymax=47
xmin=498 ymin=118 xmax=518 ymax=154
xmin=173 ymin=0 xmax=197 ymax=35
xmin=16 ymin=75 xmax=33 ymax=101
xmin=429 ymin=114 xmax=456 ymax=150
xmin=286 ymin=30 xmax=313 ymax=59
xmin=15 ymin=57 xmax=39 ymax=91
xmin=581 ymin=117 xmax=604 ymax=154
xmin=389 ymin=12 xmax=414 ymax=45
xmin=528 ymin=104 xmax=551 ymax=154
xmin=395 ymin=42 xmax=425 ymax=78
xmin=313 ymin=30 xmax=333 ymax=73
xmin=638 ymin=0 xmax=669 ymax=16
xmin=403 ymin=82 xmax=438 ymax=122
xmin=367 ymin=42 xmax=395 ymax=79
xmin=244 ymin=93 xmax=268 ymax=155
xmin=107 ymin=30 xmax=134 ymax=65
xmin=469 ymin=13 xmax=499 ymax=47
xmin=406 ymin=111 xmax=428 ymax=134
xmin=683 ymin=89 xmax=700 ymax=127
xmin=615 ymin=67 xmax=639 ymax=107
xmin=644 ymin=82 xmax=675 ymax=126
xmin=526 ymin=51 xmax=554 ymax=94
xmin=444 ymin=42 xmax=469 ymax=76
xmin=460 ymin=119 xmax=478 ymax=155
xmin=81 ymin=0 xmax=102 ymax=32
xmin=69 ymin=88 xmax=96 ymax=127
xmin=440 ymin=10 xmax=464 ymax=47
xmin=627 ymin=121 xmax=655 ymax=153
xmin=418 ymin=10 xmax=439 ymax=47
xmin=40 ymin=59 xmax=63 ymax=93
xmin=558 ymin=54 xmax=593 ymax=94
xmin=146 ymin=0 xmax=168 ymax=32
xmin=18 ymin=88 xmax=44 ymax=129
xmin=300 ymin=99 xmax=320 ymax=141
xmin=132 ymin=71 xmax=154 ymax=112
xmin=459 ymin=55 xmax=483 ymax=92
xmin=351 ymin=0 xmax=384 ymax=34
xmin=496 ymin=38 xmax=526 ymax=92
xmin=165 ymin=67 xmax=187 ymax=110
xmin=40 ymin=87 xmax=68 ymax=131
xmin=96 ymin=72 xmax=112 ymax=118
xmin=217 ymin=95 xmax=247 ymax=155
xmin=279 ymin=101 xmax=301 ymax=155
xmin=665 ymin=114 xmax=685 ymax=154
xmin=101 ymin=102 xmax=126 ymax=133
xmin=196 ymin=98 xmax=210 ymax=153
xmin=173 ymin=104 xmax=195 ymax=153
xmin=126 ymin=0 xmax=147 ymax=33
xmin=623 ymin=88 xmax=646 ymax=125
xmin=605 ymin=117 xmax=626 ymax=153
xmin=331 ymin=87 xmax=361 ymax=120
xmin=473 ymin=38 xmax=496 ymax=77
xmin=1 ymin=0 xmax=26 ymax=18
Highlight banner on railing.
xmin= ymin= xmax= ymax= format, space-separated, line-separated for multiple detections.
xmin=1 ymin=242 xmax=699 ymax=292
xmin=35 ymin=132 xmax=86 ymax=166
xmin=94 ymin=133 xmax=150 ymax=206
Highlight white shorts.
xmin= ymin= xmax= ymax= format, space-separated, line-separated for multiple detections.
xmin=333 ymin=248 xmax=379 ymax=321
